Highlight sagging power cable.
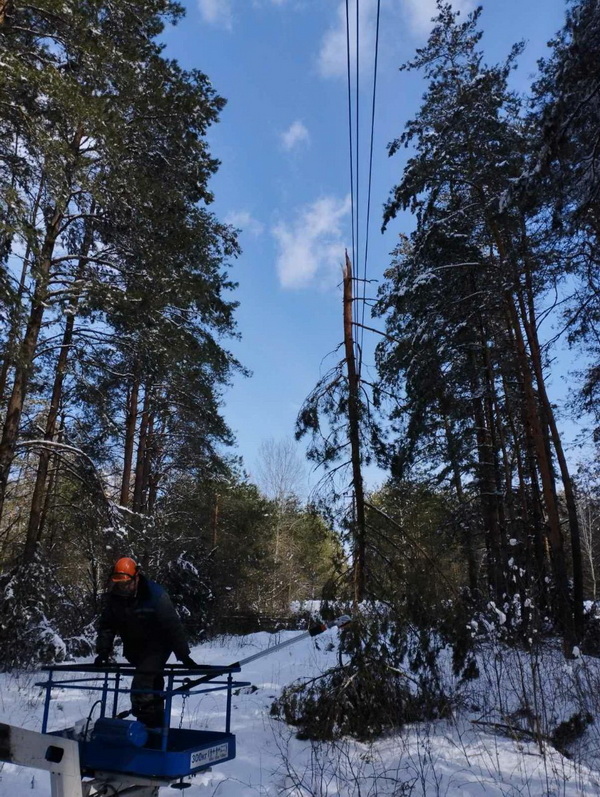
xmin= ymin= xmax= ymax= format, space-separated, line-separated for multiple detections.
xmin=344 ymin=0 xmax=382 ymax=378
xmin=345 ymin=0 xmax=356 ymax=273
xmin=358 ymin=0 xmax=381 ymax=378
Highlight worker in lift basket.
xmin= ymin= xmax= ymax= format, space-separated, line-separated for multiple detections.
xmin=94 ymin=557 xmax=198 ymax=728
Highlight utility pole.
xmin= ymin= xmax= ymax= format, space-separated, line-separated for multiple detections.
xmin=343 ymin=251 xmax=367 ymax=603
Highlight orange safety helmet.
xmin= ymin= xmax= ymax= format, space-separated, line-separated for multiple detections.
xmin=111 ymin=557 xmax=138 ymax=582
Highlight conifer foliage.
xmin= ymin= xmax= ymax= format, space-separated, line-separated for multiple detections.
xmin=0 ymin=0 xmax=249 ymax=662
xmin=529 ymin=0 xmax=600 ymax=454
xmin=376 ymin=2 xmax=586 ymax=648
xmin=284 ymin=2 xmax=600 ymax=744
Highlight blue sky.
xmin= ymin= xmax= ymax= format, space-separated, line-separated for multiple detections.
xmin=161 ymin=0 xmax=570 ymax=493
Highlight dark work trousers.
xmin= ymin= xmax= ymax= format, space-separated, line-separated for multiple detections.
xmin=129 ymin=650 xmax=171 ymax=728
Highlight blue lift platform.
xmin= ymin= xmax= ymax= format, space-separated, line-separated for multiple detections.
xmin=0 ymin=617 xmax=349 ymax=795
xmin=36 ymin=662 xmax=251 ymax=791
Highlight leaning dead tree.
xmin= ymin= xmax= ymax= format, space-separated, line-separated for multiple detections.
xmin=343 ymin=252 xmax=367 ymax=603
xmin=296 ymin=252 xmax=370 ymax=603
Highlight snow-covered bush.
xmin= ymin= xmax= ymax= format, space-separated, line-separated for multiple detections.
xmin=273 ymin=601 xmax=477 ymax=741
xmin=0 ymin=556 xmax=80 ymax=669
xmin=160 ymin=551 xmax=215 ymax=642
xmin=65 ymin=621 xmax=97 ymax=659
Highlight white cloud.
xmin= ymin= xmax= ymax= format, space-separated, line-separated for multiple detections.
xmin=198 ymin=0 xmax=290 ymax=27
xmin=281 ymin=120 xmax=310 ymax=152
xmin=272 ymin=195 xmax=351 ymax=289
xmin=318 ymin=0 xmax=476 ymax=78
xmin=402 ymin=0 xmax=475 ymax=36
xmin=318 ymin=0 xmax=378 ymax=79
xmin=225 ymin=210 xmax=265 ymax=237
xmin=197 ymin=0 xmax=233 ymax=29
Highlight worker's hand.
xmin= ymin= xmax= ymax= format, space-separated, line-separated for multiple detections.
xmin=94 ymin=654 xmax=109 ymax=667
xmin=181 ymin=655 xmax=199 ymax=669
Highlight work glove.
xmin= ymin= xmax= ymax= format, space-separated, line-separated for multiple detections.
xmin=181 ymin=655 xmax=199 ymax=669
xmin=94 ymin=654 xmax=109 ymax=667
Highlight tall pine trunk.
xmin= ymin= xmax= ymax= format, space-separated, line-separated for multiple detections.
xmin=0 ymin=207 xmax=64 ymax=522
xmin=0 ymin=176 xmax=45 ymax=403
xmin=519 ymin=260 xmax=584 ymax=639
xmin=480 ymin=325 xmax=510 ymax=591
xmin=468 ymin=336 xmax=504 ymax=601
xmin=120 ymin=364 xmax=141 ymax=507
xmin=132 ymin=385 xmax=151 ymax=513
xmin=146 ymin=409 xmax=165 ymax=515
xmin=502 ymin=368 xmax=548 ymax=612
xmin=39 ymin=424 xmax=64 ymax=552
xmin=24 ymin=215 xmax=94 ymax=560
xmin=343 ymin=253 xmax=367 ymax=602
xmin=505 ymin=294 xmax=574 ymax=645
xmin=481 ymin=204 xmax=574 ymax=645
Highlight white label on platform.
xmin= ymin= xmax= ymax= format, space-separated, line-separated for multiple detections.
xmin=190 ymin=743 xmax=229 ymax=769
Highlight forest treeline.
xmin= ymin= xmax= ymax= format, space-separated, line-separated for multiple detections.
xmin=0 ymin=0 xmax=339 ymax=667
xmin=281 ymin=0 xmax=600 ymax=740
xmin=297 ymin=0 xmax=600 ymax=658
xmin=0 ymin=0 xmax=599 ymax=682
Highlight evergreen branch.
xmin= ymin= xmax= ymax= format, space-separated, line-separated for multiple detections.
xmin=365 ymin=501 xmax=460 ymax=597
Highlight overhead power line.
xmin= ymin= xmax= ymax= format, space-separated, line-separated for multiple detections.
xmin=358 ymin=0 xmax=381 ymax=377
xmin=344 ymin=0 xmax=382 ymax=378
xmin=345 ymin=0 xmax=355 ymax=273
xmin=355 ymin=0 xmax=360 ymax=353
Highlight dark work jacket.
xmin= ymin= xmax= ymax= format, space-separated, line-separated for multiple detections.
xmin=96 ymin=575 xmax=190 ymax=664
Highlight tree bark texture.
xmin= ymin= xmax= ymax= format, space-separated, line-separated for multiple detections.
xmin=505 ymin=294 xmax=574 ymax=645
xmin=132 ymin=385 xmax=151 ymax=513
xmin=343 ymin=252 xmax=367 ymax=603
xmin=519 ymin=270 xmax=584 ymax=640
xmin=120 ymin=366 xmax=141 ymax=507
xmin=480 ymin=201 xmax=574 ymax=646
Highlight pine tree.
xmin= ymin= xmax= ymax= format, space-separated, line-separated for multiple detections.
xmin=0 ymin=0 xmax=188 ymax=522
xmin=379 ymin=2 xmax=583 ymax=644
xmin=0 ymin=0 xmax=241 ymax=564
xmin=528 ymin=0 xmax=600 ymax=450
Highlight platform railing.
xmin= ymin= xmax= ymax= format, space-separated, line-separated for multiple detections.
xmin=37 ymin=663 xmax=249 ymax=752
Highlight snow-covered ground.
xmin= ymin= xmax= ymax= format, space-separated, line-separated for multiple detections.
xmin=2 ymin=629 xmax=600 ymax=795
